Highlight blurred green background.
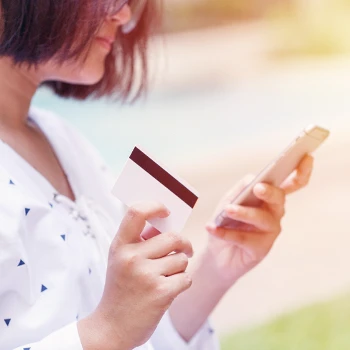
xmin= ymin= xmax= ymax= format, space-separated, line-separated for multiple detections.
xmin=33 ymin=0 xmax=350 ymax=348
xmin=221 ymin=293 xmax=350 ymax=349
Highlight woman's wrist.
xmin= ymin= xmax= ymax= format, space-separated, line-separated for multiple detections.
xmin=168 ymin=248 xmax=234 ymax=342
xmin=77 ymin=313 xmax=128 ymax=350
xmin=201 ymin=244 xmax=239 ymax=292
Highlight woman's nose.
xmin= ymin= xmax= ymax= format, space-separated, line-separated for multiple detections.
xmin=111 ymin=4 xmax=132 ymax=26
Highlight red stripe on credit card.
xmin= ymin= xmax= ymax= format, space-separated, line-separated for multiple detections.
xmin=130 ymin=147 xmax=198 ymax=208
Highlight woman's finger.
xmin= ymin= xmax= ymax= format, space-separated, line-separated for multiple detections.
xmin=281 ymin=155 xmax=314 ymax=195
xmin=163 ymin=272 xmax=193 ymax=297
xmin=155 ymin=253 xmax=189 ymax=277
xmin=116 ymin=202 xmax=169 ymax=245
xmin=253 ymin=183 xmax=286 ymax=218
xmin=213 ymin=174 xmax=256 ymax=220
xmin=141 ymin=225 xmax=161 ymax=240
xmin=224 ymin=204 xmax=280 ymax=233
xmin=137 ymin=232 xmax=194 ymax=259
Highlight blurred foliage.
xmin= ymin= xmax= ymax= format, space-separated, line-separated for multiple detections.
xmin=220 ymin=293 xmax=350 ymax=350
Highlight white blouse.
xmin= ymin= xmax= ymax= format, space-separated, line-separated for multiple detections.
xmin=0 ymin=107 xmax=220 ymax=350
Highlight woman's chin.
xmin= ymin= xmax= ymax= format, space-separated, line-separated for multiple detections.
xmin=76 ymin=70 xmax=105 ymax=85
xmin=64 ymin=64 xmax=106 ymax=85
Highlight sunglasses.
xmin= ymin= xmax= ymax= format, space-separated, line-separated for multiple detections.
xmin=109 ymin=0 xmax=147 ymax=33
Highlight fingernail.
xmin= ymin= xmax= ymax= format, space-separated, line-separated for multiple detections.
xmin=226 ymin=204 xmax=240 ymax=213
xmin=256 ymin=184 xmax=267 ymax=195
xmin=161 ymin=209 xmax=171 ymax=218
xmin=206 ymin=223 xmax=216 ymax=231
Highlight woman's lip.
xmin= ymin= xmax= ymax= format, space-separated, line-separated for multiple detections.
xmin=95 ymin=37 xmax=113 ymax=51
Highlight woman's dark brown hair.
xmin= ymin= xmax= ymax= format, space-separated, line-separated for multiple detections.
xmin=0 ymin=0 xmax=159 ymax=101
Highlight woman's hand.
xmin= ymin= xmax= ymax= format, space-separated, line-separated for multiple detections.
xmin=205 ymin=155 xmax=314 ymax=287
xmin=78 ymin=202 xmax=193 ymax=350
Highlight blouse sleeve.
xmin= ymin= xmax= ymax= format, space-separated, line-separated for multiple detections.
xmin=150 ymin=312 xmax=220 ymax=350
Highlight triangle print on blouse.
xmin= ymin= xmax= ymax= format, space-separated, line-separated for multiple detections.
xmin=17 ymin=260 xmax=25 ymax=267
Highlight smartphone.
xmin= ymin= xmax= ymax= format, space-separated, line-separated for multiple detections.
xmin=215 ymin=125 xmax=330 ymax=229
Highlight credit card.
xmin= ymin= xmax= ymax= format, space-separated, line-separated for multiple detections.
xmin=112 ymin=146 xmax=199 ymax=233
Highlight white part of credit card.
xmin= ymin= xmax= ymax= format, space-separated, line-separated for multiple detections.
xmin=112 ymin=146 xmax=199 ymax=233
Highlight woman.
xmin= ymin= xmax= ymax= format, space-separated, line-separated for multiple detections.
xmin=0 ymin=1 xmax=314 ymax=349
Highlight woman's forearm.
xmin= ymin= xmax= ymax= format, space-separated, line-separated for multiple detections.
xmin=169 ymin=248 xmax=232 ymax=342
